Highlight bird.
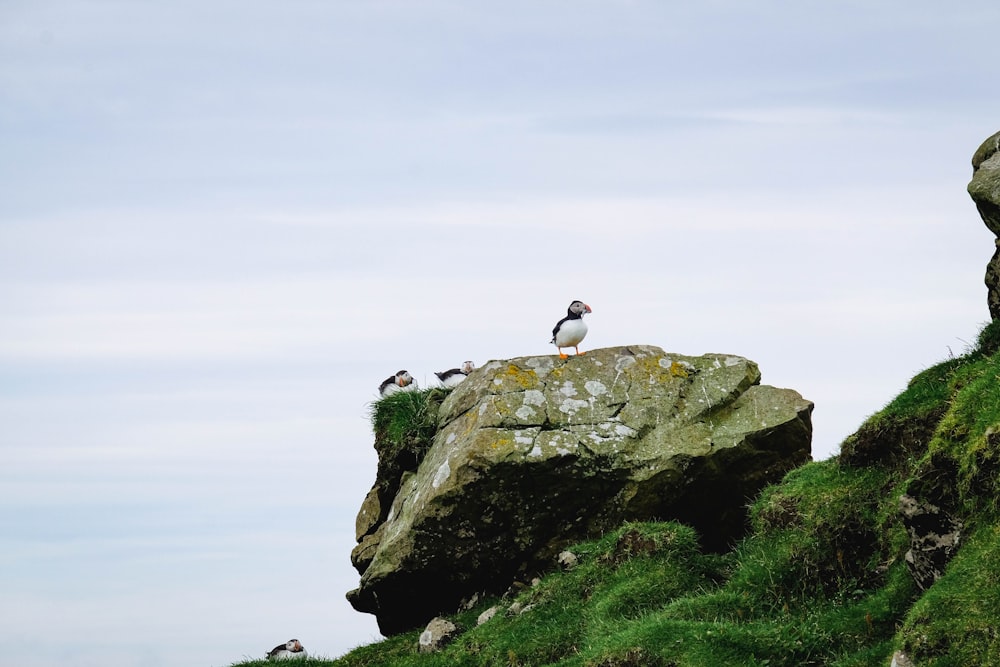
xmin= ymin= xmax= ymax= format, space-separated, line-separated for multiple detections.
xmin=435 ymin=361 xmax=476 ymax=388
xmin=550 ymin=300 xmax=592 ymax=359
xmin=379 ymin=370 xmax=415 ymax=397
xmin=266 ymin=639 xmax=307 ymax=660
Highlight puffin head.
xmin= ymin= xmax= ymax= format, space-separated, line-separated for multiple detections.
xmin=568 ymin=300 xmax=592 ymax=316
xmin=461 ymin=361 xmax=476 ymax=374
xmin=395 ymin=370 xmax=413 ymax=387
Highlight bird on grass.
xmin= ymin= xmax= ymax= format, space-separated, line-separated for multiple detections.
xmin=266 ymin=639 xmax=307 ymax=660
xmin=379 ymin=370 xmax=415 ymax=397
xmin=435 ymin=360 xmax=476 ymax=388
xmin=551 ymin=300 xmax=592 ymax=359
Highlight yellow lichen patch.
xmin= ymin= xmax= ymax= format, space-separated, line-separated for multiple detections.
xmin=670 ymin=361 xmax=689 ymax=378
xmin=632 ymin=355 xmax=672 ymax=384
xmin=503 ymin=364 xmax=540 ymax=389
xmin=484 ymin=436 xmax=518 ymax=462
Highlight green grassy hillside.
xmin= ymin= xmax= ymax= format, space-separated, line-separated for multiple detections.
xmin=230 ymin=320 xmax=1000 ymax=667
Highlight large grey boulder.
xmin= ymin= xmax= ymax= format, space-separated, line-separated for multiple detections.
xmin=347 ymin=345 xmax=812 ymax=635
xmin=968 ymin=130 xmax=1000 ymax=319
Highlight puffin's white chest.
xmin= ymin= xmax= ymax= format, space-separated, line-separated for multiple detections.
xmin=270 ymin=649 xmax=308 ymax=660
xmin=440 ymin=373 xmax=467 ymax=388
xmin=554 ymin=318 xmax=588 ymax=347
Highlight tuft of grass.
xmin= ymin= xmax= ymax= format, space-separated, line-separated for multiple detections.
xmin=368 ymin=388 xmax=451 ymax=470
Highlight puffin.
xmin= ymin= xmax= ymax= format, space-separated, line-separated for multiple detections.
xmin=266 ymin=639 xmax=307 ymax=660
xmin=550 ymin=300 xmax=592 ymax=359
xmin=379 ymin=370 xmax=415 ymax=397
xmin=435 ymin=361 xmax=476 ymax=388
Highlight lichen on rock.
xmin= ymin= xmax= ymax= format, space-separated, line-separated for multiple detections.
xmin=347 ymin=345 xmax=813 ymax=635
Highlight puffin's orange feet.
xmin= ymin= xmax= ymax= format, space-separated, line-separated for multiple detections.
xmin=559 ymin=352 xmax=569 ymax=359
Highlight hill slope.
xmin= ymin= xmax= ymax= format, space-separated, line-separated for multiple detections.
xmin=231 ymin=320 xmax=1000 ymax=667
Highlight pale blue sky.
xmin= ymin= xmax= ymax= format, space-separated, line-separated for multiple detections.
xmin=1 ymin=2 xmax=998 ymax=666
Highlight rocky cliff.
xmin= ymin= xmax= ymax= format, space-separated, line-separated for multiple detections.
xmin=968 ymin=129 xmax=1000 ymax=320
xmin=348 ymin=345 xmax=812 ymax=635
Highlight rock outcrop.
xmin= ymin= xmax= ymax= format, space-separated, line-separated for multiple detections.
xmin=898 ymin=494 xmax=962 ymax=591
xmin=968 ymin=130 xmax=1000 ymax=320
xmin=348 ymin=345 xmax=813 ymax=635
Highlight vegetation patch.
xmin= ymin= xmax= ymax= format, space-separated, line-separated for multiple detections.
xmin=898 ymin=523 xmax=1000 ymax=665
xmin=740 ymin=462 xmax=895 ymax=604
xmin=370 ymin=388 xmax=448 ymax=460
xmin=367 ymin=388 xmax=449 ymax=505
xmin=908 ymin=326 xmax=1000 ymax=522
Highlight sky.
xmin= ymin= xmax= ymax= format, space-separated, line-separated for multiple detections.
xmin=1 ymin=1 xmax=998 ymax=665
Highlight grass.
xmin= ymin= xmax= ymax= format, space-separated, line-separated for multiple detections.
xmin=369 ymin=387 xmax=447 ymax=459
xmin=897 ymin=523 xmax=1000 ymax=665
xmin=226 ymin=321 xmax=1000 ymax=667
xmin=734 ymin=462 xmax=897 ymax=610
xmin=905 ymin=320 xmax=1000 ymax=522
xmin=366 ymin=388 xmax=450 ymax=502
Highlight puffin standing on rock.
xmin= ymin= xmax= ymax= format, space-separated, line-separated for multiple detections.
xmin=551 ymin=300 xmax=592 ymax=359
xmin=266 ymin=639 xmax=307 ymax=660
xmin=379 ymin=370 xmax=415 ymax=397
xmin=435 ymin=361 xmax=476 ymax=388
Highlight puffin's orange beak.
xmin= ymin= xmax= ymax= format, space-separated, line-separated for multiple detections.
xmin=585 ymin=304 xmax=593 ymax=313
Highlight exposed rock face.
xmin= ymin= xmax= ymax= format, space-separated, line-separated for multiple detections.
xmin=348 ymin=345 xmax=813 ymax=635
xmin=899 ymin=494 xmax=962 ymax=591
xmin=968 ymin=130 xmax=1000 ymax=320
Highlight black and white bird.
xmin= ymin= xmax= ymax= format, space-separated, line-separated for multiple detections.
xmin=266 ymin=639 xmax=307 ymax=660
xmin=550 ymin=300 xmax=592 ymax=359
xmin=379 ymin=370 xmax=415 ymax=397
xmin=435 ymin=361 xmax=476 ymax=388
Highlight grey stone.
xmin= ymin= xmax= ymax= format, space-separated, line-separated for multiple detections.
xmin=557 ymin=550 xmax=579 ymax=569
xmin=506 ymin=601 xmax=535 ymax=616
xmin=355 ymin=486 xmax=382 ymax=542
xmin=476 ymin=605 xmax=500 ymax=626
xmin=349 ymin=524 xmax=383 ymax=573
xmin=417 ymin=617 xmax=459 ymax=653
xmin=967 ymin=130 xmax=1000 ymax=319
xmin=348 ymin=346 xmax=812 ymax=635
